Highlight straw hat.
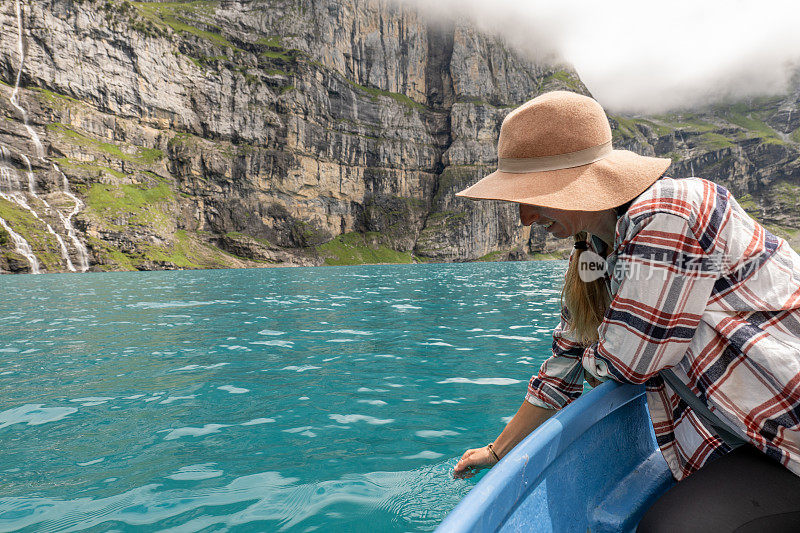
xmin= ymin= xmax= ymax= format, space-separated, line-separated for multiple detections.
xmin=455 ymin=91 xmax=671 ymax=211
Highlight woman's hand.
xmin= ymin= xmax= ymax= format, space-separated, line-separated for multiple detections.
xmin=452 ymin=445 xmax=498 ymax=479
xmin=451 ymin=401 xmax=557 ymax=480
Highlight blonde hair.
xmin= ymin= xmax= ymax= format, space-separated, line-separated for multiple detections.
xmin=561 ymin=231 xmax=611 ymax=346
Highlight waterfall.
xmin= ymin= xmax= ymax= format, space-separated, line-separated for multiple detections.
xmin=0 ymin=146 xmax=21 ymax=191
xmin=0 ymin=0 xmax=91 ymax=272
xmin=54 ymin=163 xmax=90 ymax=271
xmin=0 ymin=190 xmax=75 ymax=271
xmin=17 ymin=154 xmax=77 ymax=271
xmin=0 ymin=145 xmax=83 ymax=272
xmin=10 ymin=0 xmax=43 ymax=158
xmin=0 ymin=149 xmax=38 ymax=272
xmin=0 ymin=216 xmax=39 ymax=273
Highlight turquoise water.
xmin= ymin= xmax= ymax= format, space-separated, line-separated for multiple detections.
xmin=0 ymin=261 xmax=566 ymax=532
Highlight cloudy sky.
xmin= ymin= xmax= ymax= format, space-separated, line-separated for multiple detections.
xmin=399 ymin=0 xmax=800 ymax=113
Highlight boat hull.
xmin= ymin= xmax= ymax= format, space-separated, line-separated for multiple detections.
xmin=438 ymin=381 xmax=675 ymax=532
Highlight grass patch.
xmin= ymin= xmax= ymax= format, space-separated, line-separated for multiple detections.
xmin=476 ymin=250 xmax=505 ymax=262
xmin=697 ymin=132 xmax=736 ymax=151
xmin=426 ymin=211 xmax=466 ymax=223
xmin=656 ymin=113 xmax=718 ymax=133
xmin=255 ymin=36 xmax=283 ymax=47
xmin=722 ymin=110 xmax=780 ymax=140
xmin=53 ymin=157 xmax=128 ymax=179
xmin=47 ymin=123 xmax=164 ymax=166
xmin=317 ymin=232 xmax=414 ymax=265
xmin=33 ymin=87 xmax=80 ymax=110
xmin=637 ymin=119 xmax=675 ymax=137
xmin=226 ymin=231 xmax=272 ymax=247
xmin=141 ymin=230 xmax=204 ymax=268
xmin=85 ymin=180 xmax=175 ymax=233
xmin=611 ymin=115 xmax=642 ymax=142
xmin=130 ymin=1 xmax=236 ymax=49
xmin=769 ymin=180 xmax=800 ymax=204
xmin=260 ymin=49 xmax=291 ymax=61
xmin=86 ymin=230 xmax=262 ymax=271
xmin=344 ymin=78 xmax=425 ymax=110
xmin=540 ymin=69 xmax=584 ymax=92
xmin=86 ymin=236 xmax=136 ymax=271
xmin=87 ymin=181 xmax=173 ymax=216
xmin=734 ymin=193 xmax=760 ymax=215
xmin=612 ymin=116 xmax=676 ymax=140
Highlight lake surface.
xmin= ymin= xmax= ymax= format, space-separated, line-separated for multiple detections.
xmin=0 ymin=261 xmax=566 ymax=532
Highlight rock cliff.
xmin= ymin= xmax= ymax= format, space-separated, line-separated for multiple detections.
xmin=0 ymin=0 xmax=797 ymax=273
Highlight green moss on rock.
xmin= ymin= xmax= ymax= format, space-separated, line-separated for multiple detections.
xmin=87 ymin=230 xmax=261 ymax=271
xmin=476 ymin=250 xmax=505 ymax=262
xmin=131 ymin=1 xmax=236 ymax=49
xmin=539 ymin=69 xmax=584 ymax=92
xmin=52 ymin=158 xmax=127 ymax=180
xmin=697 ymin=132 xmax=736 ymax=151
xmin=48 ymin=123 xmax=163 ymax=166
xmin=531 ymin=251 xmax=565 ymax=260
xmin=735 ymin=193 xmax=760 ymax=215
xmin=86 ymin=236 xmax=136 ymax=271
xmin=87 ymin=182 xmax=173 ymax=216
xmin=316 ymin=232 xmax=414 ymax=265
xmin=344 ymin=78 xmax=425 ymax=110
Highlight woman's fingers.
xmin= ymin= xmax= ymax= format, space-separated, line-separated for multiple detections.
xmin=452 ymin=446 xmax=495 ymax=478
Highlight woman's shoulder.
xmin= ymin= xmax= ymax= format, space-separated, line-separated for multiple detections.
xmin=615 ymin=177 xmax=733 ymax=249
xmin=626 ymin=177 xmax=728 ymax=223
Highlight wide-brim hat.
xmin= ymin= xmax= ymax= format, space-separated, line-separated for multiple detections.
xmin=455 ymin=91 xmax=671 ymax=212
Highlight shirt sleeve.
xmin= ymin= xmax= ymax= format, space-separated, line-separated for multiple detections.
xmin=526 ymin=306 xmax=587 ymax=409
xmin=582 ymin=212 xmax=719 ymax=384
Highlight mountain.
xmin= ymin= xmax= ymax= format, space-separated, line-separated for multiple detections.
xmin=0 ymin=0 xmax=586 ymax=273
xmin=0 ymin=0 xmax=797 ymax=273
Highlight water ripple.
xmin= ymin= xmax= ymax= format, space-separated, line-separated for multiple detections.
xmin=0 ymin=463 xmax=473 ymax=531
xmin=0 ymin=404 xmax=78 ymax=428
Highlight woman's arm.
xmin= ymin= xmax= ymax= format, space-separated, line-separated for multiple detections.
xmin=452 ymin=400 xmax=556 ymax=478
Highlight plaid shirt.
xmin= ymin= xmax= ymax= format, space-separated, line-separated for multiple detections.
xmin=526 ymin=177 xmax=800 ymax=481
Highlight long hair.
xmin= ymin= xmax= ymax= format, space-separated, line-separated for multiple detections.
xmin=560 ymin=199 xmax=633 ymax=346
xmin=560 ymin=231 xmax=610 ymax=346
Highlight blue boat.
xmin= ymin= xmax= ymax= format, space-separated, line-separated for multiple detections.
xmin=438 ymin=381 xmax=676 ymax=532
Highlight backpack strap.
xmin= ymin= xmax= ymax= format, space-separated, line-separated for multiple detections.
xmin=660 ymin=369 xmax=747 ymax=449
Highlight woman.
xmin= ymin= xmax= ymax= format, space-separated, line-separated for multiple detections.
xmin=452 ymin=91 xmax=800 ymax=531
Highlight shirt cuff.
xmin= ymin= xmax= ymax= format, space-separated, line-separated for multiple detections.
xmin=581 ymin=344 xmax=610 ymax=381
xmin=525 ymin=385 xmax=568 ymax=410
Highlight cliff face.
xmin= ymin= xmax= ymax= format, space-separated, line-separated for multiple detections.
xmin=0 ymin=1 xmax=797 ymax=274
xmin=0 ymin=0 xmax=585 ymax=273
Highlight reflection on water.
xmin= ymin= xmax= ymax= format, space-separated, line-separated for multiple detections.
xmin=0 ymin=262 xmax=566 ymax=531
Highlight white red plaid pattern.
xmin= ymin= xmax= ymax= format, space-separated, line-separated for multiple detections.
xmin=526 ymin=177 xmax=800 ymax=480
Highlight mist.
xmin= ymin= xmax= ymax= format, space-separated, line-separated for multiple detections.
xmin=396 ymin=0 xmax=800 ymax=113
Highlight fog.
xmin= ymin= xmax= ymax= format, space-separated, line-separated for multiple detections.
xmin=397 ymin=0 xmax=800 ymax=113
